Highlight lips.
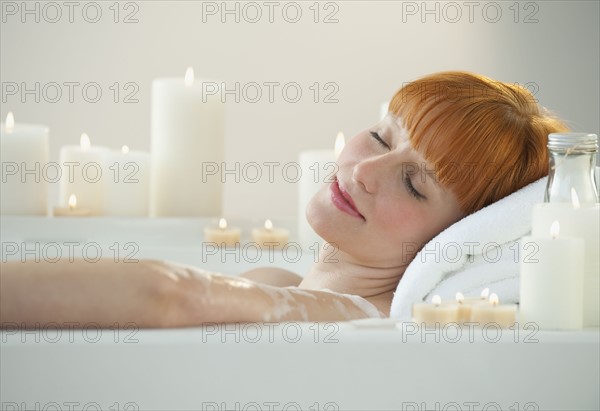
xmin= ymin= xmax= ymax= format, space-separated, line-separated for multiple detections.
xmin=330 ymin=177 xmax=364 ymax=220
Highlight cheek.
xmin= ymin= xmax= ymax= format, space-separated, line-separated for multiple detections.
xmin=380 ymin=201 xmax=461 ymax=256
xmin=375 ymin=200 xmax=429 ymax=245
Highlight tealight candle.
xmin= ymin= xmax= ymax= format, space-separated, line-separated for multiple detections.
xmin=203 ymin=218 xmax=241 ymax=247
xmin=53 ymin=194 xmax=92 ymax=217
xmin=452 ymin=290 xmax=487 ymax=322
xmin=252 ymin=219 xmax=289 ymax=249
xmin=470 ymin=293 xmax=517 ymax=328
xmin=441 ymin=289 xmax=489 ymax=324
xmin=520 ymin=221 xmax=584 ymax=330
xmin=412 ymin=295 xmax=458 ymax=326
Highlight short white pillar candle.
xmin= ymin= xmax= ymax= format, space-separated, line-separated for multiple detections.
xmin=520 ymin=221 xmax=585 ymax=330
xmin=0 ymin=112 xmax=49 ymax=215
xmin=59 ymin=133 xmax=109 ymax=216
xmin=531 ymin=196 xmax=599 ymax=327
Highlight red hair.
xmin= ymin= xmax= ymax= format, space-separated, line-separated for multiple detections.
xmin=389 ymin=71 xmax=569 ymax=214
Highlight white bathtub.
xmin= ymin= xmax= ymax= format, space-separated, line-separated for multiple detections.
xmin=1 ymin=217 xmax=599 ymax=410
xmin=2 ymin=324 xmax=599 ymax=410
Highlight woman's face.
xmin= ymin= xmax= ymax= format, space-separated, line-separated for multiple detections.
xmin=306 ymin=114 xmax=465 ymax=268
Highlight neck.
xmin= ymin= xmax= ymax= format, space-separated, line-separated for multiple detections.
xmin=298 ymin=247 xmax=406 ymax=317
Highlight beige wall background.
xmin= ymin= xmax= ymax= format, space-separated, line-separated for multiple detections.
xmin=1 ymin=0 xmax=598 ymax=219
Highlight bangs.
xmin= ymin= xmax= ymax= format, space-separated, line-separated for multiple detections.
xmin=387 ymin=72 xmax=566 ymax=213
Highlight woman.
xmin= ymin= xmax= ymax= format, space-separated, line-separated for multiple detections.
xmin=0 ymin=71 xmax=568 ymax=327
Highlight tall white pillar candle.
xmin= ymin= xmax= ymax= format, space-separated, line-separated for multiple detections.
xmin=0 ymin=112 xmax=49 ymax=215
xmin=298 ymin=132 xmax=345 ymax=249
xmin=151 ymin=67 xmax=225 ymax=217
xmin=59 ymin=133 xmax=109 ymax=216
xmin=531 ymin=201 xmax=600 ymax=327
xmin=380 ymin=101 xmax=389 ymax=120
xmin=104 ymin=145 xmax=151 ymax=216
xmin=520 ymin=221 xmax=585 ymax=330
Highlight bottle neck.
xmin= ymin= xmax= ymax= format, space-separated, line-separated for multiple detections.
xmin=545 ymin=151 xmax=599 ymax=204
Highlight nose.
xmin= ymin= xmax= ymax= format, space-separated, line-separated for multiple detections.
xmin=352 ymin=156 xmax=383 ymax=194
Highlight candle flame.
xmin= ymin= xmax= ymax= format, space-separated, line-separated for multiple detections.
xmin=184 ymin=67 xmax=194 ymax=86
xmin=550 ymin=220 xmax=560 ymax=238
xmin=334 ymin=132 xmax=345 ymax=159
xmin=571 ymin=188 xmax=580 ymax=209
xmin=432 ymin=295 xmax=441 ymax=306
xmin=121 ymin=145 xmax=130 ymax=154
xmin=481 ymin=288 xmax=490 ymax=299
xmin=218 ymin=218 xmax=227 ymax=230
xmin=455 ymin=292 xmax=465 ymax=303
xmin=80 ymin=133 xmax=91 ymax=150
xmin=489 ymin=293 xmax=499 ymax=306
xmin=5 ymin=112 xmax=15 ymax=133
xmin=68 ymin=194 xmax=77 ymax=210
xmin=264 ymin=219 xmax=273 ymax=230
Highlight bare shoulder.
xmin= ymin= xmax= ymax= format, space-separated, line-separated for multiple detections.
xmin=239 ymin=267 xmax=304 ymax=287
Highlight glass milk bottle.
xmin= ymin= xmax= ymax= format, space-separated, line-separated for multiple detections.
xmin=545 ymin=132 xmax=599 ymax=203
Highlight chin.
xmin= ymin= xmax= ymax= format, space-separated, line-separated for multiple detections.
xmin=306 ymin=191 xmax=400 ymax=266
xmin=306 ymin=185 xmax=351 ymax=246
xmin=305 ymin=190 xmax=361 ymax=256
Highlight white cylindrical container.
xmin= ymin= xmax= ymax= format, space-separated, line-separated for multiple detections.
xmin=150 ymin=68 xmax=225 ymax=217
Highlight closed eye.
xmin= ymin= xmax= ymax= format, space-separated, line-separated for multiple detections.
xmin=370 ymin=131 xmax=390 ymax=149
xmin=403 ymin=172 xmax=426 ymax=201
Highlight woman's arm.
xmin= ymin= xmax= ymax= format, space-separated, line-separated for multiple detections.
xmin=0 ymin=259 xmax=382 ymax=328
xmin=0 ymin=259 xmax=186 ymax=328
xmin=239 ymin=267 xmax=303 ymax=287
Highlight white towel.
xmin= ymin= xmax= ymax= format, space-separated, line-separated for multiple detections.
xmin=389 ymin=177 xmax=547 ymax=319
